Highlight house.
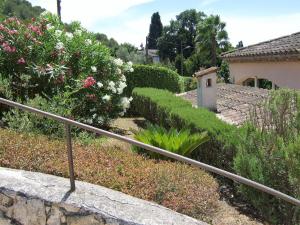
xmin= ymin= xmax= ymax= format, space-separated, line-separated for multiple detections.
xmin=221 ymin=32 xmax=300 ymax=89
xmin=141 ymin=49 xmax=160 ymax=63
xmin=178 ymin=67 xmax=269 ymax=125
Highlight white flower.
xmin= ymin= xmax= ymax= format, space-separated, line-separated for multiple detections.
xmin=65 ymin=32 xmax=73 ymax=40
xmin=46 ymin=24 xmax=54 ymax=30
xmin=92 ymin=114 xmax=97 ymax=119
xmin=117 ymin=68 xmax=122 ymax=74
xmin=97 ymin=82 xmax=103 ymax=88
xmin=120 ymin=97 xmax=132 ymax=110
xmin=127 ymin=61 xmax=133 ymax=67
xmin=107 ymin=81 xmax=116 ymax=93
xmin=55 ymin=30 xmax=62 ymax=37
xmin=86 ymin=119 xmax=93 ymax=124
xmin=74 ymin=29 xmax=82 ymax=36
xmin=90 ymin=108 xmax=96 ymax=112
xmin=120 ymin=75 xmax=126 ymax=82
xmin=91 ymin=66 xmax=97 ymax=73
xmin=102 ymin=94 xmax=111 ymax=101
xmin=97 ymin=116 xmax=104 ymax=124
xmin=129 ymin=68 xmax=134 ymax=72
xmin=114 ymin=58 xmax=123 ymax=67
xmin=117 ymin=81 xmax=127 ymax=94
xmin=55 ymin=42 xmax=64 ymax=50
xmin=85 ymin=39 xmax=92 ymax=45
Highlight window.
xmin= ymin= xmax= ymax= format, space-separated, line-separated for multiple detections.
xmin=206 ymin=78 xmax=212 ymax=87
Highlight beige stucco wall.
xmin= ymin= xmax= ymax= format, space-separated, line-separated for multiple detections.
xmin=197 ymin=72 xmax=217 ymax=110
xmin=229 ymin=61 xmax=300 ymax=89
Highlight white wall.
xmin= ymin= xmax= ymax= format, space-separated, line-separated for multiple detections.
xmin=197 ymin=72 xmax=217 ymax=110
xmin=229 ymin=61 xmax=300 ymax=89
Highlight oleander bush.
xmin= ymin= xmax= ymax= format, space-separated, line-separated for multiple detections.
xmin=131 ymin=87 xmax=238 ymax=170
xmin=133 ymin=124 xmax=209 ymax=159
xmin=0 ymin=12 xmax=134 ymax=127
xmin=124 ymin=64 xmax=184 ymax=95
xmin=234 ymin=89 xmax=300 ymax=225
xmin=0 ymin=128 xmax=219 ymax=222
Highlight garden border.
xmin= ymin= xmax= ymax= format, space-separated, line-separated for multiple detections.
xmin=0 ymin=97 xmax=299 ymax=207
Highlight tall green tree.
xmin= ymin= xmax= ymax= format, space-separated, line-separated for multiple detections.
xmin=195 ymin=15 xmax=229 ymax=66
xmin=0 ymin=0 xmax=44 ymax=20
xmin=157 ymin=9 xmax=205 ymax=61
xmin=148 ymin=12 xmax=163 ymax=49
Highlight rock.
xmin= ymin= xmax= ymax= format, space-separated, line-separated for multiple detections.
xmin=47 ymin=206 xmax=62 ymax=225
xmin=0 ymin=211 xmax=12 ymax=225
xmin=6 ymin=197 xmax=46 ymax=225
xmin=66 ymin=215 xmax=104 ymax=225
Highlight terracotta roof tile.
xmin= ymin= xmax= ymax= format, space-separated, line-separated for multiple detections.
xmin=221 ymin=32 xmax=300 ymax=62
xmin=178 ymin=83 xmax=269 ymax=126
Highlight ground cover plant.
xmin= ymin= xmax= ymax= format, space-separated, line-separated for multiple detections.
xmin=133 ymin=123 xmax=209 ymax=159
xmin=0 ymin=13 xmax=133 ymax=128
xmin=0 ymin=128 xmax=219 ymax=222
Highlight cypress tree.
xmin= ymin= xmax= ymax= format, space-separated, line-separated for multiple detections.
xmin=148 ymin=12 xmax=163 ymax=49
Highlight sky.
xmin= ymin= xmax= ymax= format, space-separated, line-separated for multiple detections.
xmin=28 ymin=0 xmax=300 ymax=47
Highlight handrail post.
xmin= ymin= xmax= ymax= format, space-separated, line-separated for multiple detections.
xmin=65 ymin=124 xmax=75 ymax=191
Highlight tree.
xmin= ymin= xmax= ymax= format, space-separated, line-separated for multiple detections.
xmin=157 ymin=9 xmax=205 ymax=62
xmin=57 ymin=0 xmax=61 ymax=21
xmin=217 ymin=61 xmax=230 ymax=83
xmin=148 ymin=12 xmax=163 ymax=49
xmin=195 ymin=15 xmax=229 ymax=66
xmin=1 ymin=0 xmax=44 ymax=20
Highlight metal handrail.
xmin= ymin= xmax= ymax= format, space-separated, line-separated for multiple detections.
xmin=0 ymin=97 xmax=299 ymax=206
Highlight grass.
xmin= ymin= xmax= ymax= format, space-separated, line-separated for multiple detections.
xmin=0 ymin=128 xmax=219 ymax=222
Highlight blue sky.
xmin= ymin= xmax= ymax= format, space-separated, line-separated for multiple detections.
xmin=28 ymin=0 xmax=300 ymax=47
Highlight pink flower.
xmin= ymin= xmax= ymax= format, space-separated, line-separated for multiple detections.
xmin=83 ymin=76 xmax=96 ymax=88
xmin=17 ymin=58 xmax=26 ymax=65
xmin=2 ymin=42 xmax=16 ymax=53
xmin=8 ymin=30 xmax=18 ymax=35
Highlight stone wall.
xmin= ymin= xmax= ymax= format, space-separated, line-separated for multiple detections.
xmin=0 ymin=167 xmax=207 ymax=225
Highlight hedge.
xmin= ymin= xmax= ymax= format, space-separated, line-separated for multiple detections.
xmin=124 ymin=65 xmax=184 ymax=95
xmin=131 ymin=87 xmax=238 ymax=171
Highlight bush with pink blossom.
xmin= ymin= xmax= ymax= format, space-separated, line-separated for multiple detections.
xmin=0 ymin=12 xmax=133 ymax=127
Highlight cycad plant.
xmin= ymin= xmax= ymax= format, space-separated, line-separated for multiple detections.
xmin=133 ymin=124 xmax=209 ymax=159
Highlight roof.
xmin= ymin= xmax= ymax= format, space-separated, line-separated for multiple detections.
xmin=194 ymin=67 xmax=218 ymax=78
xmin=222 ymin=32 xmax=300 ymax=62
xmin=178 ymin=83 xmax=269 ymax=125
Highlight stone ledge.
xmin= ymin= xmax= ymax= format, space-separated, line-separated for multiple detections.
xmin=0 ymin=167 xmax=207 ymax=225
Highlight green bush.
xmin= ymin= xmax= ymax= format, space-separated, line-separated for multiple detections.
xmin=182 ymin=76 xmax=197 ymax=91
xmin=131 ymin=87 xmax=238 ymax=170
xmin=124 ymin=65 xmax=184 ymax=95
xmin=133 ymin=124 xmax=209 ymax=159
xmin=234 ymin=89 xmax=300 ymax=224
xmin=2 ymin=94 xmax=74 ymax=137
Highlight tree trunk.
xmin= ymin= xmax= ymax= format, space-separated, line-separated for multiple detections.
xmin=57 ymin=0 xmax=61 ymax=21
xmin=211 ymin=34 xmax=217 ymax=66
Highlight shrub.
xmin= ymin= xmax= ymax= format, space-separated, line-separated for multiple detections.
xmin=124 ymin=64 xmax=184 ymax=95
xmin=234 ymin=89 xmax=300 ymax=224
xmin=182 ymin=76 xmax=197 ymax=91
xmin=133 ymin=124 xmax=209 ymax=159
xmin=131 ymin=87 xmax=238 ymax=170
xmin=2 ymin=94 xmax=74 ymax=137
xmin=0 ymin=128 xmax=219 ymax=222
xmin=0 ymin=13 xmax=133 ymax=127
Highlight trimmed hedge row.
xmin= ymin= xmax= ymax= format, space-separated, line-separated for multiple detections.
xmin=124 ymin=65 xmax=184 ymax=95
xmin=131 ymin=87 xmax=238 ymax=171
